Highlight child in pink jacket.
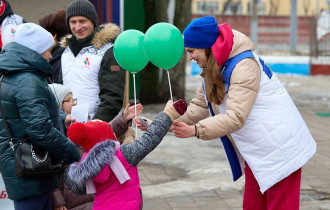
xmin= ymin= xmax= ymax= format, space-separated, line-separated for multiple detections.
xmin=64 ymin=100 xmax=187 ymax=210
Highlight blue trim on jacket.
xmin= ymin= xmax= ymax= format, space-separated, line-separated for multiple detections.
xmin=202 ymin=80 xmax=242 ymax=181
xmin=203 ymin=51 xmax=273 ymax=181
xmin=222 ymin=51 xmax=272 ymax=92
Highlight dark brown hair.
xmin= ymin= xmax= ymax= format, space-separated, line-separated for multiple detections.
xmin=200 ymin=48 xmax=226 ymax=105
xmin=39 ymin=9 xmax=68 ymax=42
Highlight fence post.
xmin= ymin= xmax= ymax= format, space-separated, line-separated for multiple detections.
xmin=290 ymin=0 xmax=297 ymax=53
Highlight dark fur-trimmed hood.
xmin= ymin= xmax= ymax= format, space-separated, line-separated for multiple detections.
xmin=60 ymin=23 xmax=120 ymax=49
xmin=64 ymin=140 xmax=116 ymax=194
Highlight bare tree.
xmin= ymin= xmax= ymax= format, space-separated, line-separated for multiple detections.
xmin=222 ymin=0 xmax=243 ymax=15
xmin=140 ymin=0 xmax=169 ymax=104
xmin=158 ymin=0 xmax=191 ymax=101
xmin=222 ymin=0 xmax=233 ymax=14
xmin=140 ymin=0 xmax=191 ymax=103
xmin=269 ymin=0 xmax=280 ymax=15
xmin=303 ymin=0 xmax=311 ymax=16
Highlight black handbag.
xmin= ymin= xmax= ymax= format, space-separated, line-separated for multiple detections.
xmin=13 ymin=141 xmax=64 ymax=177
xmin=0 ymin=75 xmax=64 ymax=177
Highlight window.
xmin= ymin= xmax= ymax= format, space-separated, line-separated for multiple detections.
xmin=223 ymin=2 xmax=243 ymax=15
xmin=197 ymin=1 xmax=219 ymax=14
xmin=248 ymin=0 xmax=266 ymax=15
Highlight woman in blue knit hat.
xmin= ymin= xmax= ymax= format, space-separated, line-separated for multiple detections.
xmin=136 ymin=16 xmax=317 ymax=210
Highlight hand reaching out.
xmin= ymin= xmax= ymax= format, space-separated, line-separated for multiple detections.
xmin=133 ymin=117 xmax=151 ymax=131
xmin=55 ymin=205 xmax=67 ymax=210
xmin=65 ymin=114 xmax=76 ymax=128
xmin=163 ymin=99 xmax=187 ymax=121
xmin=134 ymin=99 xmax=187 ymax=131
xmin=123 ymin=103 xmax=143 ymax=122
xmin=172 ymin=121 xmax=195 ymax=138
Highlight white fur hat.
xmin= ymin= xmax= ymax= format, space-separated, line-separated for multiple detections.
xmin=14 ymin=23 xmax=54 ymax=54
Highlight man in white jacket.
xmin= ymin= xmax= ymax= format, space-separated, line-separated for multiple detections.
xmin=61 ymin=0 xmax=125 ymax=122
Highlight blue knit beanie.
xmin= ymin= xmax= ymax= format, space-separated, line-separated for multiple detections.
xmin=183 ymin=16 xmax=219 ymax=48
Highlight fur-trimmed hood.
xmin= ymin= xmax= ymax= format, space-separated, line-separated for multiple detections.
xmin=64 ymin=140 xmax=116 ymax=194
xmin=60 ymin=23 xmax=120 ymax=49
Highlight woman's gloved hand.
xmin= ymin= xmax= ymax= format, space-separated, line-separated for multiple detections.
xmin=163 ymin=99 xmax=187 ymax=121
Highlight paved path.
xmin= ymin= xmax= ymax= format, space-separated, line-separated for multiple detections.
xmin=137 ymin=75 xmax=330 ymax=210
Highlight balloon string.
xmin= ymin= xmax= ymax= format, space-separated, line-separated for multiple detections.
xmin=167 ymin=70 xmax=173 ymax=101
xmin=133 ymin=73 xmax=137 ymax=138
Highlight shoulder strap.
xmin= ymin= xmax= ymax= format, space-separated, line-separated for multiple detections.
xmin=222 ymin=51 xmax=254 ymax=92
xmin=202 ymin=79 xmax=243 ymax=181
xmin=0 ymin=75 xmax=15 ymax=151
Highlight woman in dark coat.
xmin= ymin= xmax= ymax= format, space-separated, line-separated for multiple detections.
xmin=0 ymin=23 xmax=80 ymax=210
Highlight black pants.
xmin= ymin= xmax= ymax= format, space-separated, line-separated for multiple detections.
xmin=14 ymin=192 xmax=52 ymax=210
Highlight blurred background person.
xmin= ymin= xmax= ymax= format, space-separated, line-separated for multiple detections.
xmin=40 ymin=10 xmax=69 ymax=84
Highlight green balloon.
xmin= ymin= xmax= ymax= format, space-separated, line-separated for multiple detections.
xmin=144 ymin=23 xmax=184 ymax=70
xmin=114 ymin=30 xmax=149 ymax=73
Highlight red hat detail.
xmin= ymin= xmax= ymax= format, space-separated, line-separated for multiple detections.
xmin=0 ymin=1 xmax=5 ymax=16
xmin=67 ymin=120 xmax=117 ymax=152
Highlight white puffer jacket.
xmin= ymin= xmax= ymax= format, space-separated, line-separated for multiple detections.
xmin=179 ymin=30 xmax=316 ymax=193
xmin=1 ymin=14 xmax=23 ymax=47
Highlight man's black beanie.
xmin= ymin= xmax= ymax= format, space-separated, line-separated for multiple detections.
xmin=66 ymin=0 xmax=98 ymax=27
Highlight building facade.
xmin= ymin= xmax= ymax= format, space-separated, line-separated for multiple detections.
xmin=10 ymin=0 xmax=71 ymax=24
xmin=192 ymin=0 xmax=330 ymax=16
